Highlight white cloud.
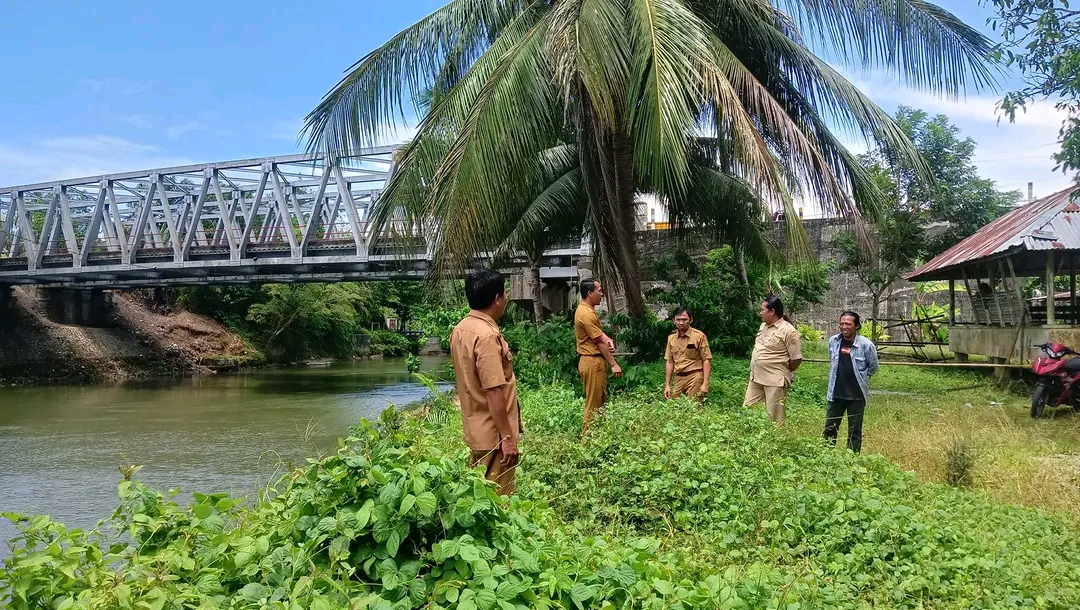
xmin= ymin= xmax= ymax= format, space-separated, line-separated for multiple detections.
xmin=0 ymin=136 xmax=194 ymax=188
xmin=165 ymin=120 xmax=208 ymax=141
xmin=838 ymin=69 xmax=1076 ymax=199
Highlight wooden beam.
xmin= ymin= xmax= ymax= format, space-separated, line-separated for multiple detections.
xmin=988 ymin=263 xmax=1005 ymax=326
xmin=1072 ymin=252 xmax=1077 ymax=325
xmin=949 ymin=279 xmax=956 ymax=325
xmin=1048 ymin=250 xmax=1057 ymax=326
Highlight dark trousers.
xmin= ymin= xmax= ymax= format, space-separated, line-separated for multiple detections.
xmin=824 ymin=398 xmax=866 ymax=453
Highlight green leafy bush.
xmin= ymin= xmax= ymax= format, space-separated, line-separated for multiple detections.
xmin=500 ymin=317 xmax=578 ymax=387
xmin=246 ymin=283 xmax=377 ymax=362
xmin=655 ymin=246 xmax=760 ymax=357
xmin=419 ymin=306 xmax=470 ymax=351
xmin=9 ymin=382 xmax=1080 ymax=609
xmin=798 ymin=324 xmax=824 ymax=342
xmin=610 ymin=311 xmax=673 ymax=364
xmin=859 ymin=321 xmax=891 ymax=343
xmin=368 ymin=329 xmax=418 ymax=357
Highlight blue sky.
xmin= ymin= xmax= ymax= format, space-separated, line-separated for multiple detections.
xmin=0 ymin=0 xmax=1071 ymax=199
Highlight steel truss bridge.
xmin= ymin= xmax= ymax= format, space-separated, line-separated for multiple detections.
xmin=0 ymin=149 xmax=586 ymax=289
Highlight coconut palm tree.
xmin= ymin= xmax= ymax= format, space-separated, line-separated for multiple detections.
xmin=304 ymin=0 xmax=994 ymax=319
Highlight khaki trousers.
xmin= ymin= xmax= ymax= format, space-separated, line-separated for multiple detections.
xmin=743 ymin=380 xmax=789 ymax=424
xmin=471 ymin=448 xmax=516 ymax=496
xmin=672 ymin=371 xmax=704 ymax=398
xmin=578 ymin=356 xmax=608 ymax=436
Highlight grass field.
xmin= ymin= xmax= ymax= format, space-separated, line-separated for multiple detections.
xmin=721 ymin=343 xmax=1080 ymax=520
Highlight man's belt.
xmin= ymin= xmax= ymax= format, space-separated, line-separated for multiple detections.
xmin=675 ymin=370 xmax=703 ymax=377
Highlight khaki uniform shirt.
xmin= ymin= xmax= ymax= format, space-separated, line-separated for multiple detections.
xmin=575 ymin=301 xmax=604 ymax=356
xmin=665 ymin=327 xmax=712 ymax=374
xmin=749 ymin=319 xmax=802 ymax=387
xmin=449 ymin=311 xmax=520 ymax=451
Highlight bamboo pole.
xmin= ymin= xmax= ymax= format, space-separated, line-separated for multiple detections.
xmin=802 ymin=358 xmax=1026 ymax=369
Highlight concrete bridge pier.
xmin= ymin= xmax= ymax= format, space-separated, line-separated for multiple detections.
xmin=36 ymin=288 xmax=113 ymax=327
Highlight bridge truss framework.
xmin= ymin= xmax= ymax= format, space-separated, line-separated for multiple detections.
xmin=0 ymin=148 xmax=450 ymax=288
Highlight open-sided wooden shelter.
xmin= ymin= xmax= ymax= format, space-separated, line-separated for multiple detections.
xmin=906 ymin=187 xmax=1080 ymax=363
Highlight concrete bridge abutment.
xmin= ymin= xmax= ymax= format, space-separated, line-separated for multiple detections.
xmin=35 ymin=288 xmax=114 ymax=327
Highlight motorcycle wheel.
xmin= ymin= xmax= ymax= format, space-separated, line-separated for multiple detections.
xmin=1032 ymin=380 xmax=1051 ymax=418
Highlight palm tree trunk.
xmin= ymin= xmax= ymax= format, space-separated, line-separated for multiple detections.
xmin=528 ymin=258 xmax=546 ymax=322
xmin=610 ymin=125 xmax=646 ymax=319
xmin=577 ymin=90 xmax=646 ymax=319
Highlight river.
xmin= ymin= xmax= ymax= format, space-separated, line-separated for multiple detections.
xmin=0 ymin=356 xmax=450 ymax=552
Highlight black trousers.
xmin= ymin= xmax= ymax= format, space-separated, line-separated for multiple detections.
xmin=824 ymin=398 xmax=866 ymax=453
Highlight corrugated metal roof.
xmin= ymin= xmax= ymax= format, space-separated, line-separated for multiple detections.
xmin=906 ymin=187 xmax=1080 ymax=281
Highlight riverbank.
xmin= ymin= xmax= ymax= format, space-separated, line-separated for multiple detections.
xmin=6 ymin=367 xmax=1080 ymax=609
xmin=0 ymin=287 xmax=259 ymax=386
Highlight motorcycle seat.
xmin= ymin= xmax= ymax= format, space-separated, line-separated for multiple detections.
xmin=1065 ymin=357 xmax=1080 ymax=373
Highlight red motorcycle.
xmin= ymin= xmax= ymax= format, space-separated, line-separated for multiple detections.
xmin=1030 ymin=343 xmax=1080 ymax=418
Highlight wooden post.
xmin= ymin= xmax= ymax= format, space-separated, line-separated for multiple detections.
xmin=998 ymin=259 xmax=1017 ymax=325
xmin=949 ymin=279 xmax=956 ymax=325
xmin=1071 ymin=252 xmax=1077 ymax=325
xmin=989 ymin=263 xmax=1005 ymax=326
xmin=1048 ymin=251 xmax=1057 ymax=326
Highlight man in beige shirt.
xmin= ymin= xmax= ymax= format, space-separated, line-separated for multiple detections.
xmin=449 ymin=269 xmax=520 ymax=496
xmin=575 ymin=278 xmax=622 ymax=437
xmin=664 ymin=307 xmax=712 ymax=399
xmin=744 ymin=295 xmax=802 ymax=424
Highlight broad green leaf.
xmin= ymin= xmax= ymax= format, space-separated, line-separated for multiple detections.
xmin=400 ymin=493 xmax=416 ymax=515
xmin=356 ymin=499 xmax=375 ymax=528
xmin=386 ymin=529 xmax=402 ymax=556
xmin=414 ymin=491 xmax=438 ymax=516
xmin=475 ymin=588 xmax=498 ymax=610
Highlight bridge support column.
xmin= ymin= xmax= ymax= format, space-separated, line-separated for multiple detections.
xmin=36 ymin=288 xmax=113 ymax=327
xmin=0 ymin=285 xmax=11 ymax=314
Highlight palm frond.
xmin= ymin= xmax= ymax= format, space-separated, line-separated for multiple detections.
xmin=775 ymin=0 xmax=998 ymax=96
xmin=302 ymin=0 xmax=533 ymax=156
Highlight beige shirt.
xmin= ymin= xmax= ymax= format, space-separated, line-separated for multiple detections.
xmin=750 ymin=319 xmax=802 ymax=387
xmin=575 ymin=301 xmax=604 ymax=356
xmin=449 ymin=311 xmax=520 ymax=450
xmin=665 ymin=327 xmax=712 ymax=374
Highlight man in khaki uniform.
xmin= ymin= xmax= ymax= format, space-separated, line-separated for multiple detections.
xmin=744 ymin=295 xmax=802 ymax=424
xmin=664 ymin=307 xmax=712 ymax=399
xmin=449 ymin=269 xmax=520 ymax=496
xmin=575 ymin=278 xmax=622 ymax=437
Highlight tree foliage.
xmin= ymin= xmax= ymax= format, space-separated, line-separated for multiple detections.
xmin=990 ymin=0 xmax=1080 ymax=180
xmin=836 ymin=107 xmax=1020 ymax=332
xmin=304 ymin=0 xmax=995 ymax=319
xmin=246 ymin=283 xmax=378 ymax=361
xmin=861 ymin=106 xmax=1020 ymax=256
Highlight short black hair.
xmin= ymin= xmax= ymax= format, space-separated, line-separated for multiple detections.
xmin=465 ymin=269 xmax=505 ymax=310
xmin=580 ymin=278 xmax=600 ymax=299
xmin=763 ymin=295 xmax=784 ymax=318
xmin=672 ymin=306 xmax=693 ymax=319
xmin=839 ymin=310 xmax=861 ymax=328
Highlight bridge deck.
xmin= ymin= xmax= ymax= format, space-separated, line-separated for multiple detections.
xmin=0 ymin=150 xmax=586 ymax=288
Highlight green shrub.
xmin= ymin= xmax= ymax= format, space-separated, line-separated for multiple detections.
xmin=655 ymin=246 xmax=760 ymax=357
xmin=418 ymin=306 xmax=469 ymax=351
xmin=11 ymin=385 xmax=1080 ymax=609
xmin=859 ymin=321 xmax=891 ymax=342
xmin=946 ymin=438 xmax=977 ymax=488
xmin=367 ymin=329 xmax=417 ymax=357
xmin=798 ymin=324 xmax=824 ymax=342
xmin=610 ymin=311 xmax=673 ymax=363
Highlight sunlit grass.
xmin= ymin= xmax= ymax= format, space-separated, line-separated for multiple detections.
xmin=779 ymin=347 xmax=1080 ymax=519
